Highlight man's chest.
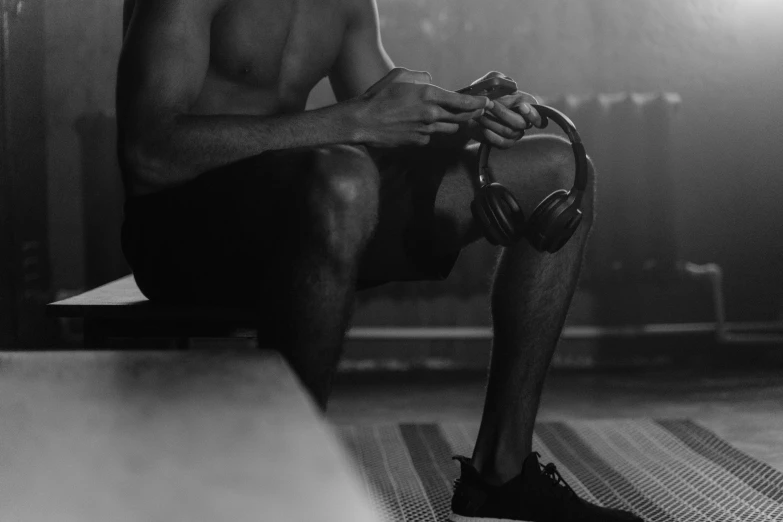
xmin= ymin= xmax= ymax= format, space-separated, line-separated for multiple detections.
xmin=209 ymin=0 xmax=347 ymax=92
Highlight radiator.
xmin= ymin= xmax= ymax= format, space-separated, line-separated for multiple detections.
xmin=542 ymin=92 xmax=684 ymax=286
xmin=348 ymin=92 xmax=687 ymax=365
xmin=354 ymin=91 xmax=684 ymax=304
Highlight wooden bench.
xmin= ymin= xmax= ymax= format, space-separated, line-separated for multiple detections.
xmin=0 ymin=349 xmax=381 ymax=522
xmin=48 ymin=274 xmax=258 ymax=348
xmin=47 ymin=274 xmax=489 ymax=349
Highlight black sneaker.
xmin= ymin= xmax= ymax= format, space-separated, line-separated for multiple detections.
xmin=449 ymin=452 xmax=644 ymax=522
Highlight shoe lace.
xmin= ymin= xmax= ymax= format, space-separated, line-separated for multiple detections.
xmin=535 ymin=452 xmax=577 ymax=500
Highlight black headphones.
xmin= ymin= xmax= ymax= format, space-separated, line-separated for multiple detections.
xmin=471 ymin=104 xmax=589 ymax=253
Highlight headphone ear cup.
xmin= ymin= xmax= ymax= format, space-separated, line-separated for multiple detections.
xmin=526 ymin=190 xmax=582 ymax=252
xmin=471 ymin=183 xmax=524 ymax=247
xmin=487 ymin=185 xmax=524 ymax=243
xmin=471 ymin=194 xmax=505 ymax=246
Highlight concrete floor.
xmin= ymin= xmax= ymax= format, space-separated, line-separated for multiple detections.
xmin=328 ymin=364 xmax=783 ymax=473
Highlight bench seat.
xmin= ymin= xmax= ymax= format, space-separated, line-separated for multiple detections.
xmin=47 ymin=274 xmax=258 ymax=347
xmin=48 ymin=274 xmax=257 ymax=321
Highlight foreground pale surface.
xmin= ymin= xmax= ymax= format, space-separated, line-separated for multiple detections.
xmin=0 ymin=350 xmax=380 ymax=522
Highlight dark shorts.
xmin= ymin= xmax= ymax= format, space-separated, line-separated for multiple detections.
xmin=121 ymin=145 xmax=465 ymax=306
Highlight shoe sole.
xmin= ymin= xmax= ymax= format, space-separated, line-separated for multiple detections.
xmin=449 ymin=513 xmax=534 ymax=522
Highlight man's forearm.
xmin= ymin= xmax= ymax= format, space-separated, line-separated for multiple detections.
xmin=125 ymin=101 xmax=361 ymax=190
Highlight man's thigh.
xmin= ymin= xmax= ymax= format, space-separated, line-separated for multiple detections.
xmin=121 ymin=142 xmax=488 ymax=303
xmin=355 ymin=143 xmax=478 ymax=290
xmin=122 ymin=148 xmax=322 ymax=306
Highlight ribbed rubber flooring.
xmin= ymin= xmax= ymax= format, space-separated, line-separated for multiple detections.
xmin=337 ymin=419 xmax=783 ymax=522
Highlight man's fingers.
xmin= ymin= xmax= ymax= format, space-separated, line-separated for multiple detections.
xmin=434 ymin=106 xmax=485 ymax=123
xmin=491 ymin=95 xmax=542 ymax=128
xmin=424 ymin=122 xmax=461 ymax=135
xmin=480 ymin=128 xmax=517 ymax=149
xmin=496 ymin=90 xmax=538 ymax=107
xmin=426 ymin=85 xmax=490 ymax=112
xmin=518 ymin=102 xmax=543 ymax=128
xmin=515 ymin=90 xmax=540 ymax=105
xmin=418 ymin=105 xmax=483 ymax=125
xmin=487 ymin=102 xmax=529 ymax=132
xmin=479 ymin=115 xmax=524 ymax=140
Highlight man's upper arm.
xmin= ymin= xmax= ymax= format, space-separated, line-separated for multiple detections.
xmin=116 ymin=0 xmax=220 ymax=142
xmin=328 ymin=0 xmax=395 ymax=102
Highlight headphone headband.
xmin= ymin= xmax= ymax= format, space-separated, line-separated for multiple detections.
xmin=471 ymin=102 xmax=590 ymax=252
xmin=477 ymin=104 xmax=588 ymax=196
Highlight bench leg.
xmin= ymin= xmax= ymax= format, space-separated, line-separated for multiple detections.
xmin=83 ymin=318 xmax=110 ymax=349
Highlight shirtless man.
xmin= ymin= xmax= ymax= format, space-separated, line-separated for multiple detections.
xmin=116 ymin=1 xmax=642 ymax=521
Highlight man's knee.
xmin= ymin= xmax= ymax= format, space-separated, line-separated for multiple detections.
xmin=580 ymin=156 xmax=595 ymax=231
xmin=525 ymin=135 xmax=578 ymax=189
xmin=304 ymin=145 xmax=380 ymax=260
xmin=310 ymin=145 xmax=379 ymax=204
xmin=512 ymin=135 xmax=595 ymax=229
xmin=308 ymin=145 xmax=380 ymax=224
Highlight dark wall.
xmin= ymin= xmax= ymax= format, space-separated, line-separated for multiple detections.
xmin=45 ymin=0 xmax=121 ymax=291
xmin=2 ymin=0 xmax=53 ymax=347
xmin=0 ymin=0 xmax=12 ymax=346
xmin=45 ymin=0 xmax=783 ymax=320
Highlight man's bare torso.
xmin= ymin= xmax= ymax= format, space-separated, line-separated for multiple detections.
xmin=123 ymin=0 xmax=349 ymax=118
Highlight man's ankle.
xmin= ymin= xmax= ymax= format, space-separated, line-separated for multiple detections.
xmin=470 ymin=450 xmax=531 ymax=487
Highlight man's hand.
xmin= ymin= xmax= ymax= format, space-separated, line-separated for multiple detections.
xmin=351 ymin=67 xmax=491 ymax=148
xmin=466 ymin=71 xmax=544 ymax=149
